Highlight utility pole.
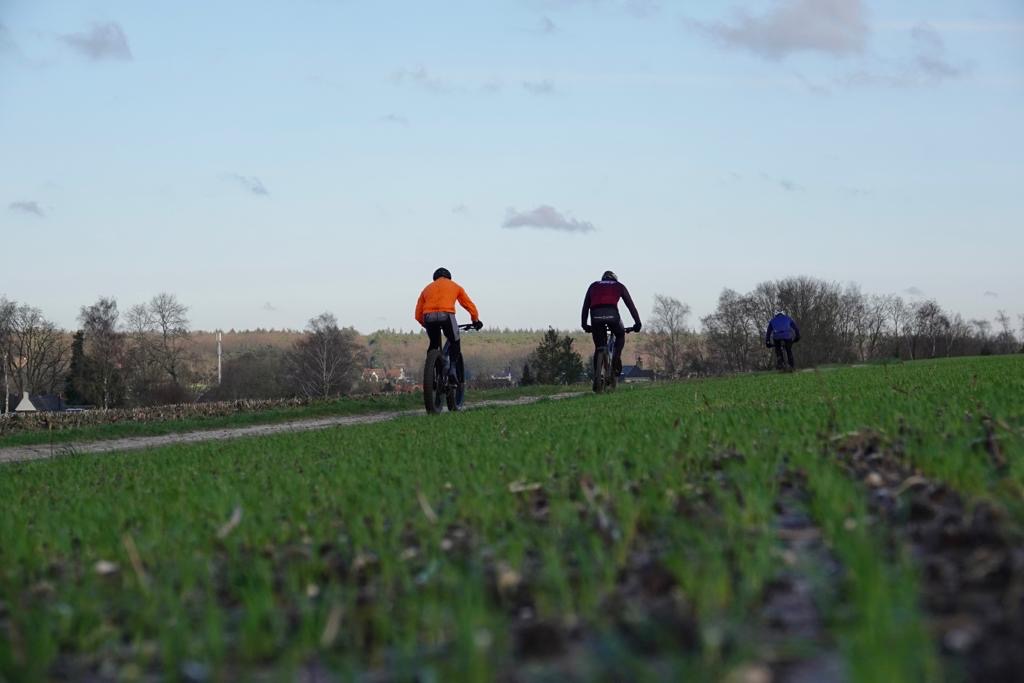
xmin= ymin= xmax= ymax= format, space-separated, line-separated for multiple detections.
xmin=217 ymin=331 xmax=223 ymax=385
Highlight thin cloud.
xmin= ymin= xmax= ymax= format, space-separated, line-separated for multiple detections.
xmin=391 ymin=65 xmax=452 ymax=94
xmin=0 ymin=23 xmax=16 ymax=55
xmin=228 ymin=174 xmax=269 ymax=196
xmin=379 ymin=113 xmax=409 ymax=126
xmin=624 ymin=0 xmax=661 ymax=18
xmin=480 ymin=78 xmax=504 ymax=94
xmin=536 ymin=16 xmax=558 ymax=34
xmin=502 ymin=205 xmax=596 ymax=233
xmin=840 ymin=186 xmax=871 ymax=197
xmin=452 ymin=204 xmax=469 ymax=215
xmin=911 ymin=23 xmax=965 ymax=82
xmin=761 ymin=173 xmax=803 ymax=192
xmin=689 ymin=0 xmax=868 ymax=61
xmin=60 ymin=22 xmax=133 ymax=61
xmin=392 ymin=65 xmax=502 ymax=95
xmin=983 ymin=291 xmax=999 ymax=299
xmin=793 ymin=71 xmax=831 ymax=95
xmin=904 ymin=286 xmax=925 ymax=297
xmin=838 ymin=22 xmax=967 ymax=88
xmin=262 ymin=302 xmax=278 ymax=312
xmin=9 ymin=200 xmax=44 ymax=217
xmin=878 ymin=20 xmax=1024 ymax=34
xmin=523 ymin=79 xmax=555 ymax=95
xmin=540 ymin=0 xmax=660 ymax=18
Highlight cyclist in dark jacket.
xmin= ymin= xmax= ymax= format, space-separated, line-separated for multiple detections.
xmin=766 ymin=310 xmax=800 ymax=371
xmin=581 ymin=270 xmax=642 ymax=378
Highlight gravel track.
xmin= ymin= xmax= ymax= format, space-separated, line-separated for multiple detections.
xmin=0 ymin=392 xmax=584 ymax=465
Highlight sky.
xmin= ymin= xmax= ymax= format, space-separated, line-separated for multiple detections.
xmin=2 ymin=0 xmax=1022 ymax=333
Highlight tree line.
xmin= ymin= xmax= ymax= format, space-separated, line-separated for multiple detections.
xmin=642 ymin=276 xmax=1023 ymax=377
xmin=2 ymin=277 xmax=1021 ymax=409
xmin=0 ymin=295 xmax=366 ymax=411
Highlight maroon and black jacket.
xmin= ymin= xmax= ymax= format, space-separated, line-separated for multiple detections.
xmin=581 ymin=280 xmax=641 ymax=328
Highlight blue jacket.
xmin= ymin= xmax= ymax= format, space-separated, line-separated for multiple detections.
xmin=766 ymin=314 xmax=800 ymax=344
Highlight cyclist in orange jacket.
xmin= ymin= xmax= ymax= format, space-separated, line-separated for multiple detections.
xmin=415 ymin=267 xmax=483 ymax=388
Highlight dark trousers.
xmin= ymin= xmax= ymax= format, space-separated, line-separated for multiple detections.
xmin=773 ymin=339 xmax=794 ymax=369
xmin=425 ymin=314 xmax=464 ymax=383
xmin=591 ymin=309 xmax=626 ymax=371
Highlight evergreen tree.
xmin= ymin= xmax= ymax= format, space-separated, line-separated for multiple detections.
xmin=65 ymin=330 xmax=87 ymax=404
xmin=520 ymin=362 xmax=534 ymax=386
xmin=527 ymin=328 xmax=584 ymax=385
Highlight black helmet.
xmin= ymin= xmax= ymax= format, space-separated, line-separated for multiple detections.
xmin=601 ymin=270 xmax=617 ymax=282
xmin=433 ymin=267 xmax=452 ymax=281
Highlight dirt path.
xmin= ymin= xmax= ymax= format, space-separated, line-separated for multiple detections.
xmin=0 ymin=392 xmax=584 ymax=465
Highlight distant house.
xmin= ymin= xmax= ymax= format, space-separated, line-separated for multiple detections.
xmin=5 ymin=393 xmax=65 ymax=413
xmin=361 ymin=366 xmax=411 ymax=385
xmin=619 ymin=356 xmax=655 ymax=383
xmin=489 ymin=367 xmax=514 ymax=385
xmin=361 ymin=368 xmax=388 ymax=383
xmin=386 ymin=367 xmax=409 ymax=383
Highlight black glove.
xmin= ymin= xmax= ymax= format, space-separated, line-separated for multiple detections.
xmin=472 ymin=319 xmax=483 ymax=331
xmin=632 ymin=322 xmax=642 ymax=333
xmin=583 ymin=324 xmax=593 ymax=333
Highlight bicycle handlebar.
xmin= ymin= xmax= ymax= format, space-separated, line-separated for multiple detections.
xmin=458 ymin=323 xmax=477 ymax=331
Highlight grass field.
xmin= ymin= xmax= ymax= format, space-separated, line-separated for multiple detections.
xmin=1 ymin=356 xmax=1022 ymax=681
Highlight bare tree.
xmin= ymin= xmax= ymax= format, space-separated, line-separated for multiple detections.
xmin=645 ymin=294 xmax=693 ymax=378
xmin=860 ymin=294 xmax=891 ymax=360
xmin=148 ymin=293 xmax=191 ymax=384
xmin=4 ymin=304 xmax=69 ymax=395
xmin=888 ymin=296 xmax=911 ymax=358
xmin=123 ymin=293 xmax=193 ymax=405
xmin=946 ymin=314 xmax=972 ymax=357
xmin=287 ymin=313 xmax=366 ymax=399
xmin=701 ymin=289 xmax=761 ymax=372
xmin=0 ymin=298 xmax=16 ymax=413
xmin=79 ymin=297 xmax=124 ymax=409
xmin=969 ymin=319 xmax=991 ymax=341
xmin=912 ymin=300 xmax=945 ymax=359
xmin=994 ymin=310 xmax=1016 ymax=355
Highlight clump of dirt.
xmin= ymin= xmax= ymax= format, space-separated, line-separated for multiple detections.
xmin=834 ymin=430 xmax=1024 ymax=681
xmin=605 ymin=550 xmax=700 ymax=655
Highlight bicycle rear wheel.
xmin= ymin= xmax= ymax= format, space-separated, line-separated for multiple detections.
xmin=592 ymin=349 xmax=608 ymax=393
xmin=423 ymin=350 xmax=445 ymax=414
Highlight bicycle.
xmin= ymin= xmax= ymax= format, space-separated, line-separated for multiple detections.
xmin=592 ymin=327 xmax=631 ymax=394
xmin=423 ymin=323 xmax=476 ymax=414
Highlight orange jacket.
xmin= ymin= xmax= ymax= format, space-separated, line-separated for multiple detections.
xmin=415 ymin=278 xmax=479 ymax=325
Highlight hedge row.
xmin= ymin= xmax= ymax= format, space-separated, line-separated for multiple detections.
xmin=0 ymin=396 xmax=319 ymax=436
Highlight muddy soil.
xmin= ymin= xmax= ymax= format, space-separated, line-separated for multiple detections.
xmin=835 ymin=431 xmax=1024 ymax=682
xmin=760 ymin=467 xmax=846 ymax=683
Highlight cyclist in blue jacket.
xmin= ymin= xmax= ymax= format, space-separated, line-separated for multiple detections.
xmin=766 ymin=310 xmax=800 ymax=371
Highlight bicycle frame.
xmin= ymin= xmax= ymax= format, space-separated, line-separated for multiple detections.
xmin=592 ymin=325 xmax=630 ymax=392
xmin=442 ymin=338 xmax=459 ymax=386
xmin=424 ymin=322 xmax=476 ymax=413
